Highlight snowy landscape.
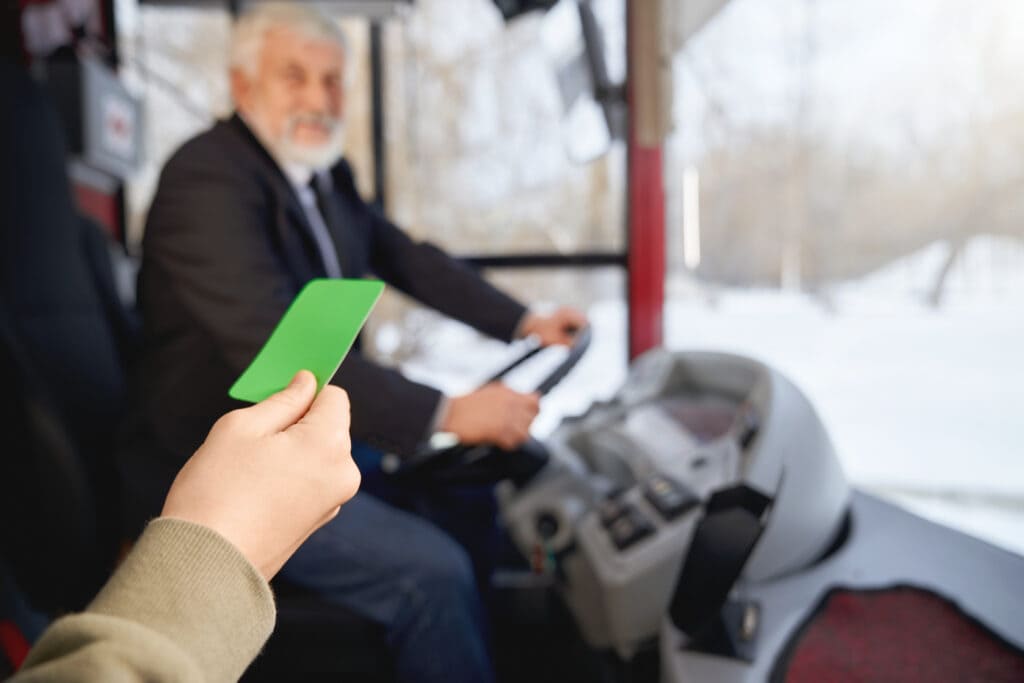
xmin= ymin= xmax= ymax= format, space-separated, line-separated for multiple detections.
xmin=398 ymin=236 xmax=1024 ymax=556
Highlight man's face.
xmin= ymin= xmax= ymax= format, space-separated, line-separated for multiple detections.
xmin=234 ymin=25 xmax=347 ymax=167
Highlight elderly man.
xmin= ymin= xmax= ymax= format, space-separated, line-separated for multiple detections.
xmin=118 ymin=3 xmax=585 ymax=682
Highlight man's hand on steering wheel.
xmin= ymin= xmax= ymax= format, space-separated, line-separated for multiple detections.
xmin=431 ymin=309 xmax=587 ymax=454
xmin=397 ymin=323 xmax=591 ymax=484
xmin=519 ymin=307 xmax=588 ymax=347
xmin=441 ymin=383 xmax=540 ymax=451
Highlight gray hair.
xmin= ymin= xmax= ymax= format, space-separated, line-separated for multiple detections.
xmin=229 ymin=3 xmax=349 ymax=79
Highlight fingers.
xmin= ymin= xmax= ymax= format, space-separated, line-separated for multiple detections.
xmin=497 ymin=390 xmax=537 ymax=449
xmin=531 ymin=307 xmax=588 ymax=346
xmin=496 ymin=386 xmax=538 ymax=416
xmin=565 ymin=311 xmax=589 ymax=337
xmin=294 ymin=384 xmax=351 ymax=443
xmin=240 ymin=370 xmax=318 ymax=435
xmin=497 ymin=421 xmax=532 ymax=450
xmin=446 ymin=384 xmax=541 ymax=448
xmin=512 ymin=391 xmax=540 ymax=420
xmin=557 ymin=309 xmax=587 ymax=340
xmin=558 ymin=306 xmax=587 ymax=328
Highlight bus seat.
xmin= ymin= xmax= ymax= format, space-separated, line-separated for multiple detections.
xmin=0 ymin=58 xmax=394 ymax=682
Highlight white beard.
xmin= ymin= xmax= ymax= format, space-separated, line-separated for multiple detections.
xmin=276 ymin=118 xmax=347 ymax=169
xmin=247 ymin=109 xmax=346 ymax=171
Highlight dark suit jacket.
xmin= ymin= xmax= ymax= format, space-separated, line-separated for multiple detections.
xmin=119 ymin=115 xmax=525 ymax=532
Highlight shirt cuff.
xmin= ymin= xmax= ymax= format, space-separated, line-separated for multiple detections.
xmin=428 ymin=395 xmax=451 ymax=434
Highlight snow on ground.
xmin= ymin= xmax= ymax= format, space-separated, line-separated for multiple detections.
xmin=659 ymin=289 xmax=1024 ymax=555
xmin=396 ymin=238 xmax=1024 ymax=556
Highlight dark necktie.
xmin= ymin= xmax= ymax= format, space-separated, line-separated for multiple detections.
xmin=297 ymin=174 xmax=343 ymax=279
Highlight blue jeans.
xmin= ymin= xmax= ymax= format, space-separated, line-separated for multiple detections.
xmin=279 ymin=444 xmax=495 ymax=683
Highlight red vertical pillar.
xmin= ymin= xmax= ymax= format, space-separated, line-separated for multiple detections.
xmin=627 ymin=141 xmax=665 ymax=359
xmin=626 ymin=0 xmax=666 ymax=360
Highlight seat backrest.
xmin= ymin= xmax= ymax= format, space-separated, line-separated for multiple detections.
xmin=0 ymin=59 xmax=135 ymax=613
xmin=0 ymin=312 xmax=108 ymax=611
xmin=0 ymin=60 xmax=396 ymax=683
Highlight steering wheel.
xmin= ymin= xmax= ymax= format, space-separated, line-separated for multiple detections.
xmin=386 ymin=326 xmax=592 ymax=488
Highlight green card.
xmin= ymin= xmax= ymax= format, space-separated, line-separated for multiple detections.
xmin=229 ymin=278 xmax=384 ymax=403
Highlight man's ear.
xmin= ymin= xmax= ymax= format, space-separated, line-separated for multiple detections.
xmin=230 ymin=68 xmax=252 ymax=114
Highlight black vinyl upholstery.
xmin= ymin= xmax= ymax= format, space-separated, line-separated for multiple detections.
xmin=0 ymin=58 xmax=393 ymax=682
xmin=0 ymin=59 xmax=127 ymax=611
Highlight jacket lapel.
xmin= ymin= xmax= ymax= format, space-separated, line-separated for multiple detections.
xmin=225 ymin=115 xmax=326 ymax=282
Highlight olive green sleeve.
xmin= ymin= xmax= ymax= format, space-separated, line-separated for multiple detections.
xmin=10 ymin=518 xmax=276 ymax=682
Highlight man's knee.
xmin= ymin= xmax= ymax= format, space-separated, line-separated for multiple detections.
xmin=413 ymin=532 xmax=476 ymax=598
xmin=387 ymin=530 xmax=481 ymax=641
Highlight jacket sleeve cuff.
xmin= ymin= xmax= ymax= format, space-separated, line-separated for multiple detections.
xmin=87 ymin=518 xmax=276 ymax=682
xmin=511 ymin=310 xmax=532 ymax=340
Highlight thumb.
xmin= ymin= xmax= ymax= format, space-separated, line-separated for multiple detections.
xmin=242 ymin=370 xmax=318 ymax=436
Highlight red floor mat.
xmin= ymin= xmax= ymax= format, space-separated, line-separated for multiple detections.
xmin=771 ymin=586 xmax=1024 ymax=682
